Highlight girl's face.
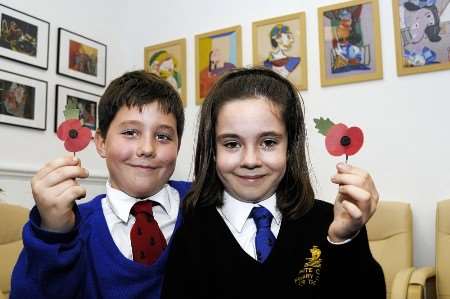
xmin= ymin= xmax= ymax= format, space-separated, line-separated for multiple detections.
xmin=215 ymin=97 xmax=288 ymax=203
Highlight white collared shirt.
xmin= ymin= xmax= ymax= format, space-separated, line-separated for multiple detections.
xmin=101 ymin=181 xmax=180 ymax=260
xmin=217 ymin=191 xmax=282 ymax=260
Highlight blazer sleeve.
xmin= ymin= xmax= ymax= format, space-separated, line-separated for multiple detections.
xmin=10 ymin=205 xmax=86 ymax=299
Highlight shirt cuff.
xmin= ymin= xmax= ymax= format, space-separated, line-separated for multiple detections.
xmin=327 ymin=230 xmax=361 ymax=245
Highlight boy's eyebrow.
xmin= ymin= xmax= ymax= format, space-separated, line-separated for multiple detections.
xmin=118 ymin=121 xmax=176 ymax=132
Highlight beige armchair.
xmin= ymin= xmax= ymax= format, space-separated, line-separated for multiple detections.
xmin=407 ymin=199 xmax=450 ymax=299
xmin=0 ymin=202 xmax=29 ymax=299
xmin=366 ymin=201 xmax=415 ymax=299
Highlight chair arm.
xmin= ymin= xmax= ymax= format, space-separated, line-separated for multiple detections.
xmin=391 ymin=267 xmax=416 ymax=299
xmin=408 ymin=267 xmax=436 ymax=299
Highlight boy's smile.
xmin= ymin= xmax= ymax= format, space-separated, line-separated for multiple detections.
xmin=215 ymin=97 xmax=287 ymax=203
xmin=95 ymin=103 xmax=179 ymax=198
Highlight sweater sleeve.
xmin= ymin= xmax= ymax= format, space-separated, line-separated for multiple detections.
xmin=10 ymin=205 xmax=86 ymax=299
xmin=323 ymin=226 xmax=386 ymax=299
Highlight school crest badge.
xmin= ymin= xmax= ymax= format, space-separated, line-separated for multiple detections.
xmin=294 ymin=245 xmax=322 ymax=287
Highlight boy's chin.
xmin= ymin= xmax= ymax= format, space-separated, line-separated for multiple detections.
xmin=127 ymin=187 xmax=164 ymax=199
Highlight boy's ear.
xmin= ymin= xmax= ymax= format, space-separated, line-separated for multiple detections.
xmin=94 ymin=130 xmax=107 ymax=158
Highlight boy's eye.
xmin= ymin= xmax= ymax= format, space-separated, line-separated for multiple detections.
xmin=121 ymin=129 xmax=139 ymax=137
xmin=223 ymin=141 xmax=240 ymax=149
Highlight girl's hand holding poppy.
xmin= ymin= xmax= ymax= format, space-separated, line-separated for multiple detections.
xmin=327 ymin=163 xmax=379 ymax=243
xmin=31 ymin=156 xmax=89 ymax=233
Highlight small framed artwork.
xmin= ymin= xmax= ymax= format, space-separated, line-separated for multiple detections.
xmin=253 ymin=12 xmax=308 ymax=90
xmin=318 ymin=0 xmax=383 ymax=86
xmin=0 ymin=68 xmax=47 ymax=130
xmin=57 ymin=28 xmax=107 ymax=87
xmin=55 ymin=85 xmax=100 ymax=136
xmin=144 ymin=38 xmax=187 ymax=106
xmin=0 ymin=4 xmax=50 ymax=69
xmin=195 ymin=25 xmax=242 ymax=104
xmin=393 ymin=0 xmax=450 ymax=76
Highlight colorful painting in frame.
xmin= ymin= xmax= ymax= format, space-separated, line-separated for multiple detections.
xmin=57 ymin=28 xmax=107 ymax=87
xmin=144 ymin=38 xmax=187 ymax=106
xmin=393 ymin=0 xmax=450 ymax=76
xmin=318 ymin=0 xmax=383 ymax=86
xmin=0 ymin=68 xmax=47 ymax=130
xmin=0 ymin=4 xmax=49 ymax=69
xmin=253 ymin=12 xmax=308 ymax=90
xmin=195 ymin=25 xmax=242 ymax=104
xmin=55 ymin=85 xmax=100 ymax=137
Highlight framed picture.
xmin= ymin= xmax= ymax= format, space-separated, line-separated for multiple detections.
xmin=318 ymin=0 xmax=383 ymax=86
xmin=57 ymin=28 xmax=107 ymax=87
xmin=0 ymin=68 xmax=47 ymax=130
xmin=393 ymin=0 xmax=450 ymax=76
xmin=144 ymin=38 xmax=187 ymax=106
xmin=195 ymin=25 xmax=242 ymax=104
xmin=253 ymin=12 xmax=308 ymax=90
xmin=0 ymin=4 xmax=49 ymax=69
xmin=55 ymin=85 xmax=100 ymax=136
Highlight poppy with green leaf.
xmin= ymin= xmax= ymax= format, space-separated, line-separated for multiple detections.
xmin=57 ymin=100 xmax=91 ymax=153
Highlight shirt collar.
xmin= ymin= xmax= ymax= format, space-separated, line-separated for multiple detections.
xmin=106 ymin=180 xmax=171 ymax=223
xmin=220 ymin=191 xmax=282 ymax=233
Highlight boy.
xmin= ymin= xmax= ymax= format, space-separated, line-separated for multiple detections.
xmin=11 ymin=71 xmax=190 ymax=299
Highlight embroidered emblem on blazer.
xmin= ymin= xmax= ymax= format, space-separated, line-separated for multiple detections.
xmin=294 ymin=245 xmax=322 ymax=287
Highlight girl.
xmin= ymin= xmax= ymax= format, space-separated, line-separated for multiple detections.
xmin=162 ymin=67 xmax=385 ymax=298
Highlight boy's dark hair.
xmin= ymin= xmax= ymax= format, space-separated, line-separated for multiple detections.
xmin=185 ymin=67 xmax=315 ymax=220
xmin=98 ymin=70 xmax=185 ymax=144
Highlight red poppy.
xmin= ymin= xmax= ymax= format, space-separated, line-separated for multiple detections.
xmin=57 ymin=119 xmax=91 ymax=152
xmin=325 ymin=123 xmax=364 ymax=156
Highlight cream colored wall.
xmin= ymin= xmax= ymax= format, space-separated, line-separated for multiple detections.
xmin=0 ymin=0 xmax=449 ymax=267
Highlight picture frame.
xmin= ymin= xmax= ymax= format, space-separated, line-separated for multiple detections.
xmin=0 ymin=68 xmax=47 ymax=130
xmin=144 ymin=38 xmax=187 ymax=106
xmin=57 ymin=28 xmax=107 ymax=87
xmin=252 ymin=12 xmax=308 ymax=90
xmin=393 ymin=0 xmax=450 ymax=76
xmin=318 ymin=0 xmax=383 ymax=87
xmin=0 ymin=4 xmax=50 ymax=69
xmin=195 ymin=25 xmax=242 ymax=105
xmin=55 ymin=85 xmax=100 ymax=137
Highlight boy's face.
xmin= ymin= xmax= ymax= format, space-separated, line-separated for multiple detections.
xmin=95 ymin=103 xmax=178 ymax=198
xmin=215 ymin=97 xmax=287 ymax=203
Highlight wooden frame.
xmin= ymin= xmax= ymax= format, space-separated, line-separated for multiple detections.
xmin=195 ymin=25 xmax=242 ymax=105
xmin=55 ymin=85 xmax=100 ymax=137
xmin=393 ymin=0 xmax=450 ymax=76
xmin=0 ymin=3 xmax=50 ymax=69
xmin=252 ymin=12 xmax=308 ymax=90
xmin=318 ymin=0 xmax=383 ymax=86
xmin=0 ymin=68 xmax=47 ymax=130
xmin=57 ymin=28 xmax=107 ymax=87
xmin=144 ymin=38 xmax=187 ymax=106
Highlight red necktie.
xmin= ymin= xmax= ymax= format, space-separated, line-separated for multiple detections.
xmin=130 ymin=200 xmax=167 ymax=265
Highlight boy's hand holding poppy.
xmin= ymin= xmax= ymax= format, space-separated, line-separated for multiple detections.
xmin=31 ymin=156 xmax=89 ymax=233
xmin=327 ymin=163 xmax=379 ymax=243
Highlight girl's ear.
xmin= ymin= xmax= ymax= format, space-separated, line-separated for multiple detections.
xmin=94 ymin=130 xmax=107 ymax=158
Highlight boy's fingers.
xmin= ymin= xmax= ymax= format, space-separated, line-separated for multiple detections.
xmin=35 ymin=156 xmax=80 ymax=181
xmin=51 ymin=179 xmax=80 ymax=198
xmin=59 ymin=185 xmax=86 ymax=203
xmin=41 ymin=166 xmax=89 ymax=188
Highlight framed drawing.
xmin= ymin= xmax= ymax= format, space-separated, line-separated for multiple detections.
xmin=55 ymin=85 xmax=100 ymax=137
xmin=144 ymin=38 xmax=187 ymax=106
xmin=253 ymin=12 xmax=308 ymax=90
xmin=0 ymin=4 xmax=49 ymax=69
xmin=57 ymin=28 xmax=107 ymax=87
xmin=0 ymin=68 xmax=47 ymax=130
xmin=393 ymin=0 xmax=450 ymax=76
xmin=318 ymin=0 xmax=383 ymax=86
xmin=195 ymin=25 xmax=242 ymax=104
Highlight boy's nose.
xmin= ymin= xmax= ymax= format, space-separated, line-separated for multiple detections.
xmin=137 ymin=138 xmax=156 ymax=157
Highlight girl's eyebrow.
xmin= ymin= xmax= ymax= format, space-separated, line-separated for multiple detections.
xmin=216 ymin=131 xmax=284 ymax=140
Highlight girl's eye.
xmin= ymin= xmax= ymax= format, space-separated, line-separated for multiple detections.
xmin=223 ymin=141 xmax=240 ymax=149
xmin=262 ymin=139 xmax=277 ymax=149
xmin=121 ymin=129 xmax=138 ymax=137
